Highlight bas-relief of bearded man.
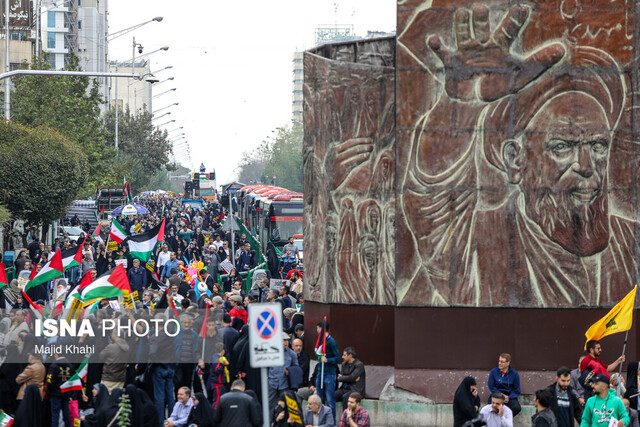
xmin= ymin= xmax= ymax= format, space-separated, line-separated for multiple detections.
xmin=399 ymin=4 xmax=638 ymax=308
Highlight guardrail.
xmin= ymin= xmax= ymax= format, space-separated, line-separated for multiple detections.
xmin=218 ymin=262 xmax=266 ymax=292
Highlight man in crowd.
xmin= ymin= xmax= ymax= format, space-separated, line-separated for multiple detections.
xmin=571 ymin=356 xmax=587 ymax=406
xmin=317 ymin=320 xmax=341 ymax=421
xmin=165 ymin=386 xmax=193 ymax=427
xmin=157 ymin=244 xmax=171 ymax=274
xmin=547 ymin=366 xmax=582 ymax=427
xmin=623 ymin=398 xmax=640 ymax=427
xmin=532 ymin=389 xmax=557 ymax=426
xmin=214 ymin=379 xmax=261 ymax=426
xmin=581 ymin=340 xmax=625 ymax=378
xmin=480 ymin=393 xmax=513 ymax=427
xmin=488 ymin=353 xmax=521 ymax=417
xmin=338 ymin=393 xmax=370 ymax=427
xmin=336 ymin=347 xmax=366 ymax=410
xmin=162 ymin=252 xmax=178 ymax=280
xmin=268 ymin=333 xmax=299 ymax=411
xmin=305 ymin=394 xmax=335 ymax=427
xmin=581 ymin=374 xmax=629 ymax=427
xmin=292 ymin=338 xmax=310 ymax=390
xmin=128 ymin=258 xmax=147 ymax=292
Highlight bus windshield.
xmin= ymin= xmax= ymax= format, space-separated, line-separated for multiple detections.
xmin=270 ymin=220 xmax=303 ymax=246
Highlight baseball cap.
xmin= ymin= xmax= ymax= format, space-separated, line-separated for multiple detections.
xmin=230 ymin=295 xmax=243 ymax=304
xmin=591 ymin=373 xmax=610 ymax=385
xmin=282 ymin=332 xmax=291 ymax=340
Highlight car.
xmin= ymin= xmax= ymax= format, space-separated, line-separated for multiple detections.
xmin=58 ymin=226 xmax=85 ymax=243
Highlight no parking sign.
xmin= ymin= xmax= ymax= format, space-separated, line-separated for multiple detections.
xmin=249 ymin=303 xmax=284 ymax=368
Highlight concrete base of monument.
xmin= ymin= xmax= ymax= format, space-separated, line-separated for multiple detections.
xmin=355 ymin=399 xmax=536 ymax=427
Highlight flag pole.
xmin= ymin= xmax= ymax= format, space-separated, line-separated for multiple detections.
xmin=617 ymin=329 xmax=629 ymax=397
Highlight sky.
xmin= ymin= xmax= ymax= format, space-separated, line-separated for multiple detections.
xmin=108 ymin=0 xmax=396 ymax=185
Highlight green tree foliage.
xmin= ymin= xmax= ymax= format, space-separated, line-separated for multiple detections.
xmin=0 ymin=204 xmax=10 ymax=227
xmin=236 ymin=123 xmax=303 ymax=192
xmin=10 ymin=55 xmax=114 ymax=192
xmin=104 ymin=106 xmax=175 ymax=192
xmin=0 ymin=121 xmax=88 ymax=225
xmin=116 ymin=392 xmax=132 ymax=426
xmin=263 ymin=123 xmax=303 ymax=192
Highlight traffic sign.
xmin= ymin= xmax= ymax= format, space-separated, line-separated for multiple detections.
xmin=249 ymin=303 xmax=284 ymax=368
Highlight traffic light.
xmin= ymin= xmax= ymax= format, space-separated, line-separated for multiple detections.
xmin=193 ymin=178 xmax=200 ymax=189
xmin=209 ymin=172 xmax=216 ymax=180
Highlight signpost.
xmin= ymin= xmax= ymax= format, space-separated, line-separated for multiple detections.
xmin=249 ymin=303 xmax=284 ymax=427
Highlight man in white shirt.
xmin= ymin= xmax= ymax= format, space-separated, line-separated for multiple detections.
xmin=157 ymin=244 xmax=171 ymax=271
xmin=480 ymin=393 xmax=513 ymax=427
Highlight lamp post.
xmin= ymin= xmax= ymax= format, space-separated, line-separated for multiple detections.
xmin=152 ymin=88 xmax=176 ymax=100
xmin=153 ymin=102 xmax=178 ymax=114
xmin=129 ymin=43 xmax=168 ymax=108
xmin=152 ymin=112 xmax=171 ymax=122
xmin=167 ymin=126 xmax=184 ymax=134
xmin=152 ymin=76 xmax=174 ymax=88
xmin=151 ymin=65 xmax=173 ymax=74
xmin=156 ymin=119 xmax=176 ymax=127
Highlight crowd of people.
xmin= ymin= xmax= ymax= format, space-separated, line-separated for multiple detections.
xmin=0 ymin=194 xmax=371 ymax=427
xmin=453 ymin=341 xmax=637 ymax=427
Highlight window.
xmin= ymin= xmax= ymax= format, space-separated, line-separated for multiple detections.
xmin=47 ymin=11 xmax=55 ymax=28
xmin=47 ymin=32 xmax=55 ymax=49
xmin=78 ymin=20 xmax=82 ymax=29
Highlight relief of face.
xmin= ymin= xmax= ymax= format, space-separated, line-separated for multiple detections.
xmin=516 ymin=92 xmax=611 ymax=256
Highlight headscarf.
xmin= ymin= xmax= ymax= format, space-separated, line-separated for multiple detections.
xmin=188 ymin=392 xmax=216 ymax=427
xmin=125 ymin=384 xmax=144 ymax=427
xmin=453 ymin=376 xmax=479 ymax=427
xmin=135 ymin=388 xmax=160 ymax=427
xmin=13 ymin=384 xmax=43 ymax=427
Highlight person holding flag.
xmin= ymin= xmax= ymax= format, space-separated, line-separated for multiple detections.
xmin=315 ymin=318 xmax=341 ymax=421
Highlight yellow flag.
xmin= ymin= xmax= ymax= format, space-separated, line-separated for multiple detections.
xmin=585 ymin=285 xmax=637 ymax=349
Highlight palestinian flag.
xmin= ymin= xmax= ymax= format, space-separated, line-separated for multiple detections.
xmin=24 ymin=249 xmax=63 ymax=292
xmin=93 ymin=222 xmax=103 ymax=243
xmin=60 ymin=357 xmax=89 ymax=393
xmin=109 ymin=219 xmax=127 ymax=243
xmin=61 ymin=246 xmax=83 ymax=271
xmin=315 ymin=316 xmax=327 ymax=360
xmin=0 ymin=264 xmax=7 ymax=289
xmin=127 ymin=219 xmax=165 ymax=262
xmin=80 ymin=264 xmax=131 ymax=301
xmin=21 ymin=289 xmax=44 ymax=320
xmin=64 ymin=271 xmax=93 ymax=310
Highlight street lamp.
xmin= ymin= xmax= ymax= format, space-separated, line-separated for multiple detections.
xmin=152 ymin=77 xmax=175 ymax=88
xmin=129 ymin=44 xmax=169 ymax=107
xmin=153 ymin=88 xmax=176 ymax=100
xmin=107 ymin=17 xmax=164 ymax=41
xmin=157 ymin=119 xmax=176 ymax=127
xmin=152 ymin=66 xmax=173 ymax=74
xmin=152 ymin=112 xmax=171 ymax=121
xmin=153 ymin=102 xmax=179 ymax=114
xmin=167 ymin=126 xmax=184 ymax=134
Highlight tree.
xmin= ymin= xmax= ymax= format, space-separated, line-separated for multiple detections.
xmin=236 ymin=139 xmax=271 ymax=185
xmin=104 ymin=106 xmax=175 ymax=192
xmin=0 ymin=121 xmax=88 ymax=226
xmin=263 ymin=123 xmax=303 ymax=192
xmin=10 ymin=55 xmax=114 ymax=194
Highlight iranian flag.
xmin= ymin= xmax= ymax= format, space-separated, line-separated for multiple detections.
xmin=0 ymin=412 xmax=14 ymax=426
xmin=109 ymin=219 xmax=127 ymax=243
xmin=127 ymin=219 xmax=165 ymax=262
xmin=24 ymin=249 xmax=64 ymax=292
xmin=60 ymin=357 xmax=89 ymax=393
xmin=0 ymin=264 xmax=7 ymax=289
xmin=80 ymin=264 xmax=131 ymax=301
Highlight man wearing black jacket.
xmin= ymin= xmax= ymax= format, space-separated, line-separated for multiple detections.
xmin=47 ymin=354 xmax=73 ymax=427
xmin=214 ymin=379 xmax=261 ymax=426
xmin=547 ymin=366 xmax=583 ymax=427
xmin=336 ymin=347 xmax=366 ymax=408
